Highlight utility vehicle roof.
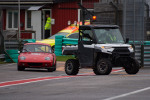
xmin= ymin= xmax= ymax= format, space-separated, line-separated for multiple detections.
xmin=79 ymin=25 xmax=119 ymax=29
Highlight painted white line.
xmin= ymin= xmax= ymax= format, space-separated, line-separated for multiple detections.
xmin=103 ymin=87 xmax=150 ymax=100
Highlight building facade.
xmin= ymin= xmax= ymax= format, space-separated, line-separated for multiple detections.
xmin=0 ymin=0 xmax=99 ymax=41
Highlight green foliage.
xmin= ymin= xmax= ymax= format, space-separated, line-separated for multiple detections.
xmin=56 ymin=55 xmax=75 ymax=61
xmin=0 ymin=59 xmax=7 ymax=64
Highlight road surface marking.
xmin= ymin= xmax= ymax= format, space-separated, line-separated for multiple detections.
xmin=111 ymin=69 xmax=124 ymax=73
xmin=103 ymin=87 xmax=150 ymax=100
xmin=0 ymin=63 xmax=16 ymax=67
xmin=0 ymin=69 xmax=123 ymax=88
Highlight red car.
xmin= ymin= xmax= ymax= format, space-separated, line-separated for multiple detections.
xmin=18 ymin=43 xmax=56 ymax=72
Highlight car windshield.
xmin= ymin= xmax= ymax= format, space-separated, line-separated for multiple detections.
xmin=22 ymin=44 xmax=52 ymax=53
xmin=94 ymin=28 xmax=125 ymax=44
xmin=48 ymin=32 xmax=69 ymax=39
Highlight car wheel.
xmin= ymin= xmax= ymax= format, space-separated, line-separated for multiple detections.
xmin=47 ymin=68 xmax=54 ymax=72
xmin=65 ymin=59 xmax=79 ymax=75
xmin=17 ymin=65 xmax=25 ymax=71
xmin=53 ymin=63 xmax=56 ymax=71
xmin=124 ymin=58 xmax=139 ymax=74
xmin=93 ymin=58 xmax=112 ymax=75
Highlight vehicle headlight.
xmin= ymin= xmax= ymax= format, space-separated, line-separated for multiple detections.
xmin=128 ymin=46 xmax=134 ymax=52
xmin=101 ymin=46 xmax=113 ymax=49
xmin=45 ymin=57 xmax=50 ymax=60
xmin=20 ymin=56 xmax=26 ymax=60
xmin=129 ymin=46 xmax=133 ymax=49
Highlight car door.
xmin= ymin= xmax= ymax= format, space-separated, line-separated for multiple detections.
xmin=78 ymin=28 xmax=95 ymax=67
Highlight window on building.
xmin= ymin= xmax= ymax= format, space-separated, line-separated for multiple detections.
xmin=78 ymin=9 xmax=94 ymax=22
xmin=7 ymin=10 xmax=18 ymax=29
xmin=26 ymin=11 xmax=31 ymax=28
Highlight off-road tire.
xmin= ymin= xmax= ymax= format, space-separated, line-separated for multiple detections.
xmin=93 ymin=58 xmax=112 ymax=75
xmin=124 ymin=58 xmax=139 ymax=74
xmin=65 ymin=59 xmax=79 ymax=75
xmin=17 ymin=65 xmax=25 ymax=71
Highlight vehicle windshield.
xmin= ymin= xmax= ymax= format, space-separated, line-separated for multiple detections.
xmin=48 ymin=32 xmax=69 ymax=39
xmin=22 ymin=44 xmax=52 ymax=53
xmin=94 ymin=28 xmax=124 ymax=44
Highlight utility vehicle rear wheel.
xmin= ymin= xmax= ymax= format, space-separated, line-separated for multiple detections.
xmin=65 ymin=59 xmax=79 ymax=75
xmin=93 ymin=58 xmax=112 ymax=75
xmin=124 ymin=59 xmax=139 ymax=74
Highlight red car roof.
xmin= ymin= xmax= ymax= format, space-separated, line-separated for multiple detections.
xmin=24 ymin=42 xmax=51 ymax=47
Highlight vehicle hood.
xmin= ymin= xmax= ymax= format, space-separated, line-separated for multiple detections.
xmin=94 ymin=44 xmax=133 ymax=54
xmin=95 ymin=44 xmax=131 ymax=48
xmin=36 ymin=39 xmax=55 ymax=47
xmin=19 ymin=52 xmax=53 ymax=62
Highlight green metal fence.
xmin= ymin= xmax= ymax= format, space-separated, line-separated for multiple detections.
xmin=54 ymin=36 xmax=78 ymax=56
xmin=141 ymin=41 xmax=150 ymax=67
xmin=4 ymin=39 xmax=36 ymax=63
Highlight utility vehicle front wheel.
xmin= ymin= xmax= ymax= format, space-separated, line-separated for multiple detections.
xmin=93 ymin=58 xmax=112 ymax=75
xmin=124 ymin=59 xmax=139 ymax=74
xmin=65 ymin=59 xmax=79 ymax=75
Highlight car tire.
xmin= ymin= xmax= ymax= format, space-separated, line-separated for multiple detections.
xmin=47 ymin=67 xmax=55 ymax=72
xmin=53 ymin=63 xmax=56 ymax=71
xmin=65 ymin=59 xmax=79 ymax=75
xmin=17 ymin=65 xmax=25 ymax=71
xmin=124 ymin=58 xmax=139 ymax=74
xmin=93 ymin=58 xmax=112 ymax=75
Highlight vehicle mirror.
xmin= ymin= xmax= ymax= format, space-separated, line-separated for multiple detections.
xmin=51 ymin=49 xmax=54 ymax=53
xmin=125 ymin=38 xmax=129 ymax=43
xmin=18 ymin=51 xmax=20 ymax=54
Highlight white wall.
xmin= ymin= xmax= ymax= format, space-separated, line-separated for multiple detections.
xmin=31 ymin=11 xmax=41 ymax=40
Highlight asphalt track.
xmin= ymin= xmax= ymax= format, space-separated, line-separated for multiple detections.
xmin=0 ymin=63 xmax=150 ymax=100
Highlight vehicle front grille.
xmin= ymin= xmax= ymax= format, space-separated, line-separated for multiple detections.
xmin=28 ymin=63 xmax=42 ymax=66
xmin=113 ymin=47 xmax=129 ymax=53
xmin=113 ymin=47 xmax=130 ymax=57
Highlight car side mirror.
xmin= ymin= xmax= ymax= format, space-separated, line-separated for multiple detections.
xmin=18 ymin=51 xmax=20 ymax=54
xmin=125 ymin=38 xmax=129 ymax=43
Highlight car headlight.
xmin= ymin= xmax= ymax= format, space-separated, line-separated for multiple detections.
xmin=45 ymin=57 xmax=50 ymax=60
xmin=20 ymin=56 xmax=26 ymax=60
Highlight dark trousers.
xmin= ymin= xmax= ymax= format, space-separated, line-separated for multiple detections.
xmin=45 ymin=30 xmax=50 ymax=39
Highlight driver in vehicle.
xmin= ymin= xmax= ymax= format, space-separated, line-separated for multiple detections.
xmin=106 ymin=33 xmax=117 ymax=43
